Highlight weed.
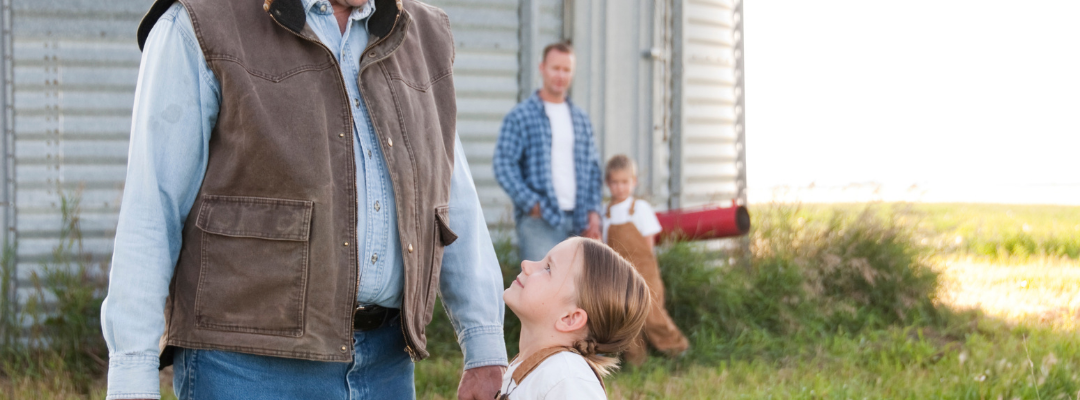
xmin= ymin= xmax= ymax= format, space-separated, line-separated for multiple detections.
xmin=0 ymin=191 xmax=110 ymax=394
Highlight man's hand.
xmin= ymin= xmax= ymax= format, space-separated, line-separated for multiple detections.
xmin=530 ymin=203 xmax=542 ymax=218
xmin=583 ymin=211 xmax=602 ymax=240
xmin=458 ymin=365 xmax=505 ymax=400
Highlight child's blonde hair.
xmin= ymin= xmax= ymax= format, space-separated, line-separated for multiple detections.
xmin=572 ymin=238 xmax=651 ymax=376
xmin=604 ymin=154 xmax=637 ymax=182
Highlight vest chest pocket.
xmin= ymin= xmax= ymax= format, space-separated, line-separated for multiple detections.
xmin=192 ymin=195 xmax=314 ymax=337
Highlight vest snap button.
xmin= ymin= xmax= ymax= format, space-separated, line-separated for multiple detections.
xmin=387 ymin=138 xmax=393 ymax=147
xmin=369 ymin=52 xmax=376 ymax=58
xmin=340 ymin=345 xmax=347 ymax=352
xmin=408 ymin=244 xmax=413 ymax=253
xmin=339 ymin=133 xmax=345 ymax=138
xmin=344 ymin=242 xmax=349 ymax=246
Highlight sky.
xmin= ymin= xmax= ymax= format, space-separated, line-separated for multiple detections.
xmin=743 ymin=1 xmax=1080 ymax=203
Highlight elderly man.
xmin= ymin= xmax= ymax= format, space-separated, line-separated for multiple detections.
xmin=494 ymin=42 xmax=604 ymax=262
xmin=100 ymin=0 xmax=507 ymax=399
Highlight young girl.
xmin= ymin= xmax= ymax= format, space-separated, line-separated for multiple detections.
xmin=603 ymin=154 xmax=689 ymax=365
xmin=499 ymin=238 xmax=651 ymax=399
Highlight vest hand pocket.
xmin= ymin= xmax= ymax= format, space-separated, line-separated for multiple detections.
xmin=191 ymin=195 xmax=314 ymax=337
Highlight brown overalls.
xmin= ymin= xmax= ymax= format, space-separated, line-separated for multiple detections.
xmin=606 ymin=199 xmax=690 ymax=365
xmin=496 ymin=347 xmax=605 ymax=399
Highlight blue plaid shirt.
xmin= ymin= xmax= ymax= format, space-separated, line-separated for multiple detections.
xmin=494 ymin=92 xmax=603 ymax=233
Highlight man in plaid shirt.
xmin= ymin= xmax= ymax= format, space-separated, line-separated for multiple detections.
xmin=494 ymin=42 xmax=604 ymax=262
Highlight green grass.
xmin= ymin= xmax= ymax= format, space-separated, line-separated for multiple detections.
xmin=5 ymin=202 xmax=1080 ymax=399
xmin=412 ymin=203 xmax=1080 ymax=399
xmin=792 ymin=203 xmax=1080 ymax=261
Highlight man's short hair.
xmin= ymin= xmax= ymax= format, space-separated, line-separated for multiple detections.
xmin=605 ymin=154 xmax=637 ymax=181
xmin=542 ymin=41 xmax=574 ymax=62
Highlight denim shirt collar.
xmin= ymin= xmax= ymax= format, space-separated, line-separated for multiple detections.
xmin=301 ymin=0 xmax=376 ymax=21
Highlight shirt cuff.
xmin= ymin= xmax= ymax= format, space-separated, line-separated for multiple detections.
xmin=458 ymin=325 xmax=508 ymax=369
xmin=106 ymin=353 xmax=162 ymax=400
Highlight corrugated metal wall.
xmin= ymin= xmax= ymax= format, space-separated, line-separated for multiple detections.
xmin=0 ymin=0 xmax=570 ymax=321
xmin=429 ymin=0 xmax=562 ymax=228
xmin=0 ymin=0 xmax=749 ymax=323
xmin=671 ymin=0 xmax=746 ymax=208
xmin=9 ymin=0 xmax=142 ymax=318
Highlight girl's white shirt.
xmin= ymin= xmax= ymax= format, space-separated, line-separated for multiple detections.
xmin=499 ymin=351 xmax=606 ymax=400
xmin=601 ymin=197 xmax=662 ymax=243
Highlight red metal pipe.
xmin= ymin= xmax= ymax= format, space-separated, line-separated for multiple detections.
xmin=656 ymin=200 xmax=751 ymax=241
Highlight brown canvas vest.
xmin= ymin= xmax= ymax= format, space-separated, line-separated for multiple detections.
xmin=137 ymin=0 xmax=459 ymax=365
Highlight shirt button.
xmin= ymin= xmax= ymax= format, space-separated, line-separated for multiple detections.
xmin=374 ymin=201 xmax=380 ymax=211
xmin=408 ymin=244 xmax=414 ymax=253
xmin=353 ymin=98 xmax=360 ymax=108
xmin=367 ymin=149 xmax=372 ymax=158
xmin=320 ymin=4 xmax=327 ymax=12
xmin=371 ymin=254 xmax=378 ymax=263
xmin=387 ymin=137 xmax=393 ymax=147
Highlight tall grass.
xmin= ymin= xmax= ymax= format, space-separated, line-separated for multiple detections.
xmin=427 ymin=204 xmax=946 ymax=365
xmin=659 ymin=203 xmax=944 ymax=364
xmin=0 ymin=192 xmax=110 ymax=394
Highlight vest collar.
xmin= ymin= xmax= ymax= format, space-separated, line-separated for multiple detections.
xmin=267 ymin=0 xmax=402 ymax=38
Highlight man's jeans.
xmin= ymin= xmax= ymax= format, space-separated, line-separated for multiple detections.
xmin=515 ymin=210 xmax=576 ymax=262
xmin=172 ymin=316 xmax=414 ymax=400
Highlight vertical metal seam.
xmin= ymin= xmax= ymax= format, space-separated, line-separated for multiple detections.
xmin=518 ymin=0 xmax=540 ymax=102
xmin=0 ymin=0 xmax=15 ymax=325
xmin=734 ymin=0 xmax=747 ymax=207
xmin=668 ymin=0 xmax=684 ymax=210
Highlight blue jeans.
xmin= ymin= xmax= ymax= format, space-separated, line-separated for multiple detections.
xmin=515 ymin=211 xmax=576 ymax=262
xmin=172 ymin=316 xmax=414 ymax=400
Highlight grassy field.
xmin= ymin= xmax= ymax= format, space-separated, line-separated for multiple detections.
xmin=412 ymin=255 xmax=1080 ymax=399
xmin=3 ymin=203 xmax=1078 ymax=399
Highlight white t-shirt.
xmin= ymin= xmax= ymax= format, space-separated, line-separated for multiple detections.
xmin=602 ymin=197 xmax=663 ymax=243
xmin=499 ymin=351 xmax=606 ymax=400
xmin=544 ymin=100 xmax=576 ymax=211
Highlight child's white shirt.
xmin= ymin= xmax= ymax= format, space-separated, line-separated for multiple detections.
xmin=499 ymin=351 xmax=606 ymax=400
xmin=602 ymin=197 xmax=662 ymax=243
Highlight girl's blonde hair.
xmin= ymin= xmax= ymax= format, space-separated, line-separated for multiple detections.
xmin=572 ymin=238 xmax=651 ymax=377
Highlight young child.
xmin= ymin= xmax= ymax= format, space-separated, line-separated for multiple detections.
xmin=499 ymin=238 xmax=651 ymax=399
xmin=603 ymin=154 xmax=689 ymax=365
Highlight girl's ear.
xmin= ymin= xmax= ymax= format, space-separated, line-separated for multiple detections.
xmin=554 ymin=308 xmax=588 ymax=333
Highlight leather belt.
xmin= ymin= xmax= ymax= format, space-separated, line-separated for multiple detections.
xmin=353 ymin=305 xmax=399 ymax=332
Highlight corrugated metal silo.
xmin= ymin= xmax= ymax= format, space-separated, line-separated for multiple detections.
xmin=4 ymin=0 xmax=143 ymax=329
xmin=671 ymin=0 xmax=746 ymax=209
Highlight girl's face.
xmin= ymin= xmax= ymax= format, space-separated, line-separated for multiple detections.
xmin=606 ymin=169 xmax=636 ymax=204
xmin=504 ymin=239 xmax=584 ymax=323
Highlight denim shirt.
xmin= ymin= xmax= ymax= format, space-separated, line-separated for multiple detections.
xmin=100 ymin=3 xmax=507 ymax=398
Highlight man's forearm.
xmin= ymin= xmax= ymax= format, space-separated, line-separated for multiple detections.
xmin=439 ymin=136 xmax=509 ymax=368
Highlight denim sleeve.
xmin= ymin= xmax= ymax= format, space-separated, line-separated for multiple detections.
xmin=492 ymin=112 xmax=542 ymax=211
xmin=99 ymin=4 xmax=219 ymax=399
xmin=439 ymin=135 xmax=509 ymax=369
